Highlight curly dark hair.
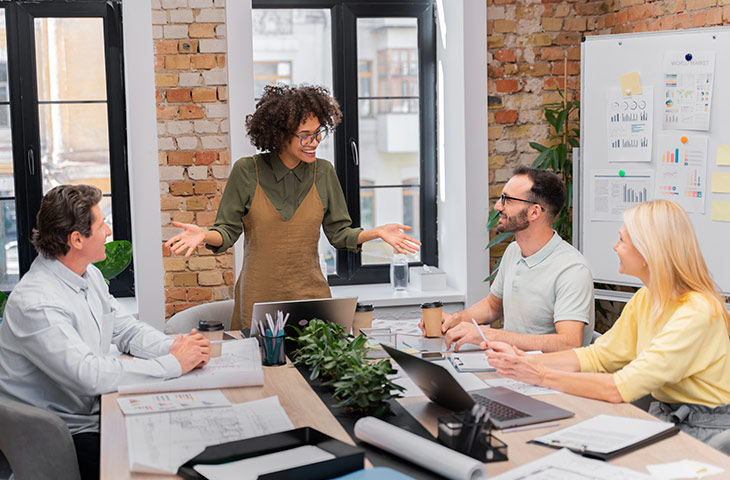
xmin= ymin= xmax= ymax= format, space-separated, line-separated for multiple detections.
xmin=31 ymin=184 xmax=102 ymax=258
xmin=245 ymin=84 xmax=342 ymax=152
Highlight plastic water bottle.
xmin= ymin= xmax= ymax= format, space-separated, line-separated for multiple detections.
xmin=390 ymin=254 xmax=409 ymax=291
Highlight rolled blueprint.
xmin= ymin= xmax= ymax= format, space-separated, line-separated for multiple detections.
xmin=354 ymin=416 xmax=488 ymax=480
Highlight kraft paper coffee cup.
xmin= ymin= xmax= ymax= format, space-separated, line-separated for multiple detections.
xmin=421 ymin=301 xmax=444 ymax=338
xmin=352 ymin=303 xmax=374 ymax=336
xmin=197 ymin=320 xmax=224 ymax=357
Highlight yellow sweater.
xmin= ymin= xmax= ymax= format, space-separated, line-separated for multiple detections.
xmin=574 ymin=288 xmax=730 ymax=406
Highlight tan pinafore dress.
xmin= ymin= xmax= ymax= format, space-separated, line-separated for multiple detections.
xmin=231 ymin=157 xmax=331 ymax=329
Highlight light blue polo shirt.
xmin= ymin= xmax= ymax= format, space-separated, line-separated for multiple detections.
xmin=490 ymin=232 xmax=595 ymax=347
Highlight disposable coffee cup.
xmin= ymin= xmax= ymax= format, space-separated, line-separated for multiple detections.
xmin=352 ymin=303 xmax=374 ymax=336
xmin=197 ymin=320 xmax=224 ymax=357
xmin=421 ymin=301 xmax=444 ymax=338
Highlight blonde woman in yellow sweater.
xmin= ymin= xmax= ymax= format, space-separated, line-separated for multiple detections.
xmin=486 ymin=199 xmax=730 ymax=451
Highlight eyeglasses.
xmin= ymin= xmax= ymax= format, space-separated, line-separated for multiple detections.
xmin=295 ymin=126 xmax=329 ymax=146
xmin=499 ymin=193 xmax=545 ymax=211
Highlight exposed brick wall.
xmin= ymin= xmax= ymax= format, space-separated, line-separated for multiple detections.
xmin=151 ymin=0 xmax=234 ymax=319
xmin=487 ymin=0 xmax=730 ymax=329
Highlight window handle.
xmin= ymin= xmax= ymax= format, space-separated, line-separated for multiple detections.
xmin=350 ymin=139 xmax=359 ymax=166
xmin=27 ymin=147 xmax=35 ymax=175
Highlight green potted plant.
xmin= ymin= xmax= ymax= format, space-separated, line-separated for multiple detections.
xmin=289 ymin=319 xmax=404 ymax=417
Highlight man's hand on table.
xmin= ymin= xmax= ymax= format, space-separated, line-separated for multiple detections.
xmin=170 ymin=329 xmax=211 ymax=374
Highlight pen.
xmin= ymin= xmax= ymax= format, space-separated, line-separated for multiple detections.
xmin=501 ymin=422 xmax=560 ymax=433
xmin=472 ymin=318 xmax=488 ymax=345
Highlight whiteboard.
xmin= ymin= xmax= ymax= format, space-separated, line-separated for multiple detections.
xmin=577 ymin=28 xmax=730 ymax=295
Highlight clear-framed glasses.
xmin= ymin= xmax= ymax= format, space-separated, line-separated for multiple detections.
xmin=499 ymin=193 xmax=545 ymax=212
xmin=296 ymin=126 xmax=329 ymax=146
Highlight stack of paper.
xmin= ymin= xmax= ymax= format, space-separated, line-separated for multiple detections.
xmin=118 ymin=338 xmax=264 ymax=394
xmin=126 ymin=396 xmax=294 ymax=474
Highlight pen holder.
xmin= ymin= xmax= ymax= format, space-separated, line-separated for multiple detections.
xmin=260 ymin=331 xmax=286 ymax=366
xmin=437 ymin=412 xmax=508 ymax=463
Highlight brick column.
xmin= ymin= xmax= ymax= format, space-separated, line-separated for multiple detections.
xmin=151 ymin=0 xmax=234 ymax=319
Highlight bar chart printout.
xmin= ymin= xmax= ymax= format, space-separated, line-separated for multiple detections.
xmin=655 ymin=133 xmax=708 ymax=213
xmin=591 ymin=170 xmax=654 ymax=222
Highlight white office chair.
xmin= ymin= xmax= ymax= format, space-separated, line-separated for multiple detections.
xmin=164 ymin=300 xmax=235 ymax=334
xmin=591 ymin=330 xmax=602 ymax=344
xmin=0 ymin=396 xmax=81 ymax=480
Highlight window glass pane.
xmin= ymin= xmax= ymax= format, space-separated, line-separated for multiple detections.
xmin=34 ymin=17 xmax=107 ymax=102
xmin=0 ymin=199 xmax=18 ymax=291
xmin=358 ymin=96 xmax=420 ymax=266
xmin=360 ymin=185 xmax=421 ymax=265
xmin=39 ymin=103 xmax=111 ymax=194
xmin=357 ymin=18 xmax=418 ymax=99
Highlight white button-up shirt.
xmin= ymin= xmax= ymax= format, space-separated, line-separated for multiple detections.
xmin=0 ymin=255 xmax=181 ymax=434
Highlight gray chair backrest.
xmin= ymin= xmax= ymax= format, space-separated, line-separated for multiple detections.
xmin=0 ymin=396 xmax=81 ymax=480
xmin=164 ymin=300 xmax=235 ymax=334
xmin=591 ymin=330 xmax=602 ymax=344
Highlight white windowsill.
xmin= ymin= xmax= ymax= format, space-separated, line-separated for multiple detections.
xmin=330 ymin=283 xmax=465 ymax=308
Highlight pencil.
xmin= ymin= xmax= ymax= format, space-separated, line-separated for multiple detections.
xmin=472 ymin=318 xmax=488 ymax=344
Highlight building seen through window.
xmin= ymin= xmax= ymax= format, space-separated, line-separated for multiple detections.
xmin=251 ymin=2 xmax=435 ymax=283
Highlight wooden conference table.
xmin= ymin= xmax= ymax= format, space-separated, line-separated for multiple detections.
xmin=100 ymin=355 xmax=730 ymax=479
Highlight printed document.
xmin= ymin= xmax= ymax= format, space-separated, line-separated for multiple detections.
xmin=117 ymin=389 xmax=230 ymax=415
xmin=532 ymin=414 xmax=675 ymax=455
xmin=126 ymin=395 xmax=294 ymax=474
xmin=492 ymin=448 xmax=652 ymax=479
xmin=118 ymin=338 xmax=263 ymax=394
xmin=483 ymin=378 xmax=560 ymax=396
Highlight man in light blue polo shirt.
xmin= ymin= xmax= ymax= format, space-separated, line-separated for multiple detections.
xmin=438 ymin=165 xmax=594 ymax=352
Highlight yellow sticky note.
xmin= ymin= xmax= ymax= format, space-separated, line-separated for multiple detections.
xmin=712 ymin=172 xmax=730 ymax=193
xmin=717 ymin=145 xmax=730 ymax=166
xmin=620 ymin=72 xmax=642 ymax=96
xmin=711 ymin=201 xmax=730 ymax=222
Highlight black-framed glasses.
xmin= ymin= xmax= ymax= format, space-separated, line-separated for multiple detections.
xmin=499 ymin=193 xmax=545 ymax=211
xmin=295 ymin=126 xmax=329 ymax=146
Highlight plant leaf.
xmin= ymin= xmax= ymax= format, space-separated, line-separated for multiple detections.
xmin=93 ymin=240 xmax=133 ymax=283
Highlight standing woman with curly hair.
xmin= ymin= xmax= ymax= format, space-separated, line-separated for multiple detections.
xmin=166 ymin=85 xmax=420 ymax=329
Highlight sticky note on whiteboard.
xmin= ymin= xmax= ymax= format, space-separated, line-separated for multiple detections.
xmin=620 ymin=72 xmax=642 ymax=96
xmin=717 ymin=145 xmax=730 ymax=166
xmin=711 ymin=172 xmax=730 ymax=193
xmin=711 ymin=201 xmax=730 ymax=222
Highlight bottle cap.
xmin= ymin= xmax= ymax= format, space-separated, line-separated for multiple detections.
xmin=197 ymin=320 xmax=224 ymax=331
xmin=355 ymin=303 xmax=374 ymax=312
xmin=420 ymin=301 xmax=443 ymax=309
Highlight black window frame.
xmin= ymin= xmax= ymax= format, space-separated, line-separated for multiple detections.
xmin=3 ymin=0 xmax=133 ymax=296
xmin=252 ymin=0 xmax=437 ymax=285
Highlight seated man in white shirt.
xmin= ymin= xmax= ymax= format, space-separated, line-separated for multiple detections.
xmin=0 ymin=185 xmax=211 ymax=480
xmin=421 ymin=166 xmax=595 ymax=353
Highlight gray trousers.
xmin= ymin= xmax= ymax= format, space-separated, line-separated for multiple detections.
xmin=649 ymin=401 xmax=730 ymax=455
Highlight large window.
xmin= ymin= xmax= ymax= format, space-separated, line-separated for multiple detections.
xmin=252 ymin=1 xmax=436 ymax=284
xmin=1 ymin=1 xmax=132 ymax=295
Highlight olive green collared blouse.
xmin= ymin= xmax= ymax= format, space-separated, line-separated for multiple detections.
xmin=207 ymin=153 xmax=362 ymax=254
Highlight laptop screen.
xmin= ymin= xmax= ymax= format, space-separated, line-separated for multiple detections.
xmin=250 ymin=297 xmax=358 ymax=338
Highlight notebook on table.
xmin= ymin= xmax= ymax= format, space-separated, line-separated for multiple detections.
xmin=382 ymin=344 xmax=574 ymax=429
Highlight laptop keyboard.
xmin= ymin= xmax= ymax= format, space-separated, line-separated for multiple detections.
xmin=472 ymin=394 xmax=530 ymax=421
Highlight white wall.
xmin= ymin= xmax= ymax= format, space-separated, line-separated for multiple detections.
xmin=437 ymin=0 xmax=490 ymax=307
xmin=122 ymin=0 xmax=165 ymax=328
xmin=226 ymin=0 xmax=257 ymax=276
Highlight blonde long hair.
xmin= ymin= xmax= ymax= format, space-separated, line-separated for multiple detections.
xmin=623 ymin=200 xmax=730 ymax=332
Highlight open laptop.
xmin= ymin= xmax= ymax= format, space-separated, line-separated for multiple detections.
xmin=250 ymin=297 xmax=358 ymax=337
xmin=382 ymin=344 xmax=574 ymax=429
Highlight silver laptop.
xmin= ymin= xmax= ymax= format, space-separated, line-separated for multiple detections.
xmin=250 ymin=297 xmax=358 ymax=336
xmin=383 ymin=344 xmax=574 ymax=429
